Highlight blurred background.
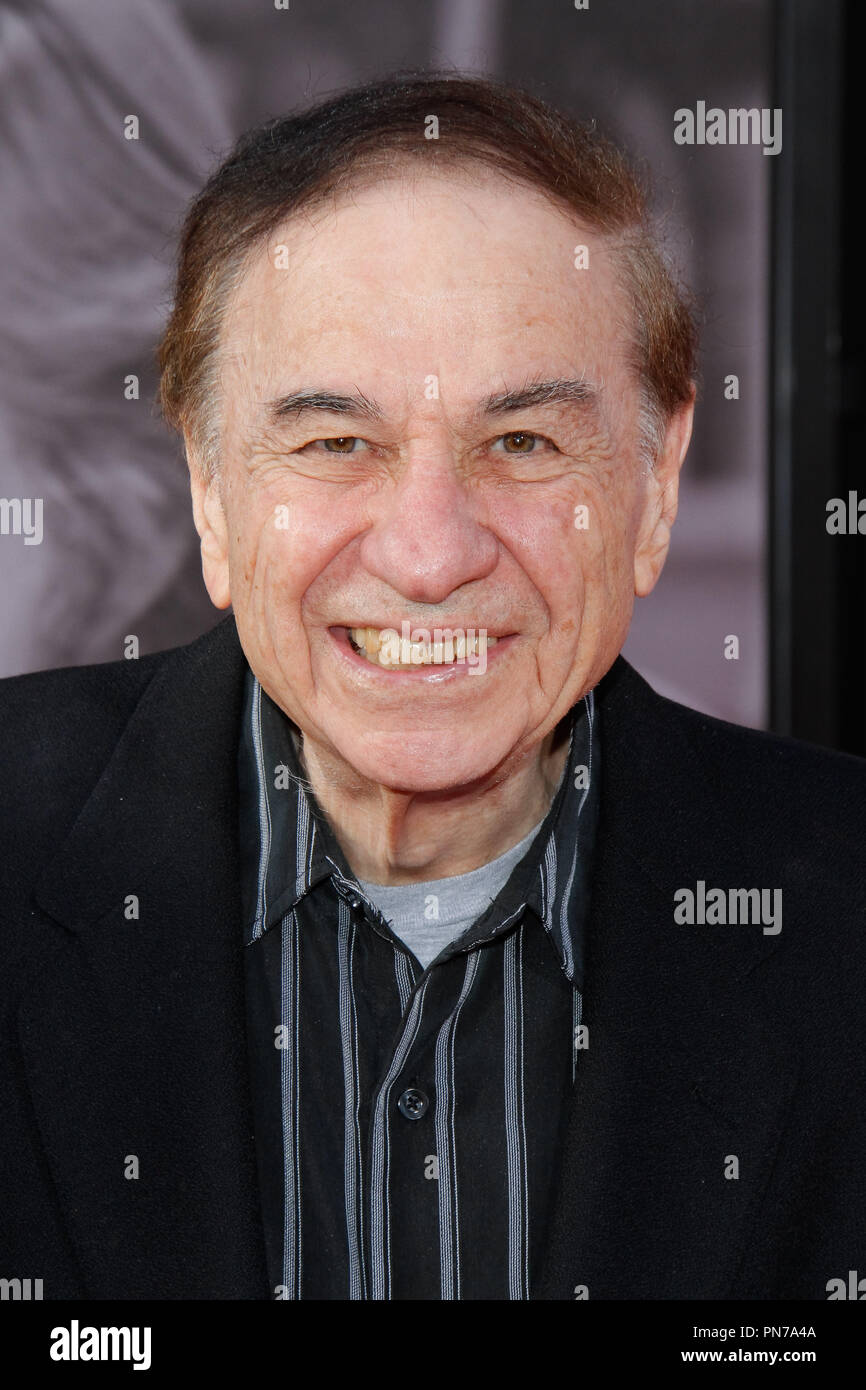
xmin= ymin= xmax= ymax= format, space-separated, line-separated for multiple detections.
xmin=0 ymin=0 xmax=862 ymax=752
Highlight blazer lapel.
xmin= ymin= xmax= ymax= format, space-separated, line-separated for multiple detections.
xmin=21 ymin=615 xmax=269 ymax=1298
xmin=534 ymin=659 xmax=800 ymax=1299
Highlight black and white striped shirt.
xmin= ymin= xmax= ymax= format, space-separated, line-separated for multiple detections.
xmin=237 ymin=669 xmax=600 ymax=1299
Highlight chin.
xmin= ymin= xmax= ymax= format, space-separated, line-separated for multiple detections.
xmin=333 ymin=732 xmax=502 ymax=795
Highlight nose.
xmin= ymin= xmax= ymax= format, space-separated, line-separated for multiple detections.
xmin=359 ymin=448 xmax=498 ymax=604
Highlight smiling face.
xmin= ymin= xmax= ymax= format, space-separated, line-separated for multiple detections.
xmin=189 ymin=166 xmax=692 ymax=794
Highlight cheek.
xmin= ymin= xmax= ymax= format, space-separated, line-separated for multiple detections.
xmin=227 ymin=485 xmax=356 ymax=605
xmin=492 ymin=484 xmax=629 ymax=619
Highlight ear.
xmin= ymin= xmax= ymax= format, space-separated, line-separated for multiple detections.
xmin=633 ymin=391 xmax=695 ymax=598
xmin=187 ymin=446 xmax=232 ymax=610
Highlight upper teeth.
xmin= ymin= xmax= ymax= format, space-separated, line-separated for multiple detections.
xmin=348 ymin=626 xmax=497 ymax=667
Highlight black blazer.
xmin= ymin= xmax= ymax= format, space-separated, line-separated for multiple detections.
xmin=1 ymin=614 xmax=865 ymax=1300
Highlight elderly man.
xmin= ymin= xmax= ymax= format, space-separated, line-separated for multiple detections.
xmin=1 ymin=74 xmax=865 ymax=1303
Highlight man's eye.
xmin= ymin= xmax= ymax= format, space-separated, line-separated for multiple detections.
xmin=499 ymin=431 xmax=544 ymax=454
xmin=295 ymin=436 xmax=368 ymax=458
xmin=319 ymin=436 xmax=359 ymax=453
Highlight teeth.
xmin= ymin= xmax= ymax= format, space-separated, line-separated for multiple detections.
xmin=411 ymin=641 xmax=431 ymax=665
xmin=348 ymin=626 xmax=498 ymax=668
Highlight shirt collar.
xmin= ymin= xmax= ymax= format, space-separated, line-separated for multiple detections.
xmin=237 ymin=668 xmax=600 ymax=988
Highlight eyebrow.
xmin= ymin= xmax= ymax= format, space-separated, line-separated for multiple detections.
xmin=261 ymin=377 xmax=600 ymax=427
xmin=264 ymin=390 xmax=383 ymax=424
xmin=481 ymin=377 xmax=600 ymax=416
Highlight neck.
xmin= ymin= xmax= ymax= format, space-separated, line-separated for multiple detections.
xmin=296 ymin=725 xmax=571 ymax=886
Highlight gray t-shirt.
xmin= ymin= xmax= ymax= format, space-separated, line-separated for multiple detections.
xmin=357 ymin=813 xmax=547 ymax=969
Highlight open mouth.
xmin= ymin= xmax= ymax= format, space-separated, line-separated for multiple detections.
xmin=341 ymin=625 xmax=502 ymax=671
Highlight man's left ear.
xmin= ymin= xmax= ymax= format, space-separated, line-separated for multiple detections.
xmin=633 ymin=390 xmax=695 ymax=598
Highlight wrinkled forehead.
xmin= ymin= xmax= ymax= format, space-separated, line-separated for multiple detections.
xmin=220 ymin=167 xmax=636 ymax=375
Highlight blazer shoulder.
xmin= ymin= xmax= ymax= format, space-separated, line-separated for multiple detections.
xmin=0 ymin=646 xmax=177 ymax=870
xmin=0 ymin=647 xmax=166 ymax=752
xmin=650 ymin=684 xmax=866 ymax=888
xmin=0 ymin=617 xmax=239 ymax=841
xmin=604 ymin=658 xmax=866 ymax=843
xmin=663 ymin=689 xmax=866 ymax=798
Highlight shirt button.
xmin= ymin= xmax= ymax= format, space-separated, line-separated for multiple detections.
xmin=347 ymin=894 xmax=364 ymax=912
xmin=397 ymin=1087 xmax=429 ymax=1120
